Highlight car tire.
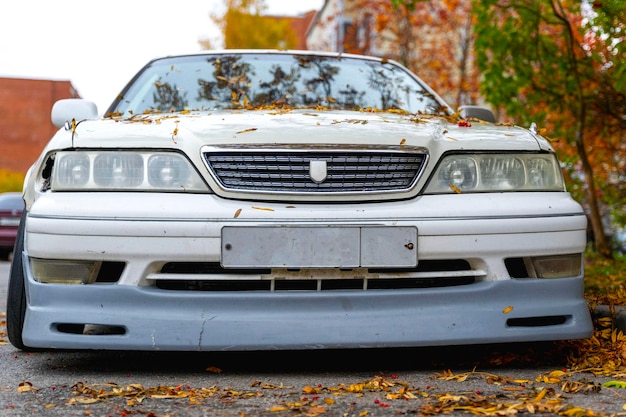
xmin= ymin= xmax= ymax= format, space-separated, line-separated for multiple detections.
xmin=7 ymin=211 xmax=29 ymax=350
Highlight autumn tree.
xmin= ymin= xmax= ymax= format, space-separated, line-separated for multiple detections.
xmin=202 ymin=0 xmax=298 ymax=50
xmin=395 ymin=0 xmax=625 ymax=256
xmin=471 ymin=0 xmax=625 ymax=257
xmin=374 ymin=0 xmax=480 ymax=108
xmin=0 ymin=169 xmax=24 ymax=193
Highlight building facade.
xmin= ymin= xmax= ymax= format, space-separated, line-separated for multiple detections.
xmin=0 ymin=78 xmax=79 ymax=174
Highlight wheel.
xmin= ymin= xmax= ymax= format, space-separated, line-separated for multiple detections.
xmin=6 ymin=211 xmax=29 ymax=350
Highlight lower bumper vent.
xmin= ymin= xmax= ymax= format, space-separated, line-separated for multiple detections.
xmin=506 ymin=316 xmax=570 ymax=327
xmin=152 ymin=260 xmax=481 ymax=292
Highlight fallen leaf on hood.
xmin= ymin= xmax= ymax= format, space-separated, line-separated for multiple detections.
xmin=236 ymin=128 xmax=258 ymax=134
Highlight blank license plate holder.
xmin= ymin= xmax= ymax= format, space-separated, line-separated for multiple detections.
xmin=221 ymin=226 xmax=417 ymax=268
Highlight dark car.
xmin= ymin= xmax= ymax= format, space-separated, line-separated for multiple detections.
xmin=0 ymin=192 xmax=24 ymax=259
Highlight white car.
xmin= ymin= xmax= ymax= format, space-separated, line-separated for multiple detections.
xmin=7 ymin=50 xmax=593 ymax=351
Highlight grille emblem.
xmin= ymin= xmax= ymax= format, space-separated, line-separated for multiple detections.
xmin=309 ymin=160 xmax=328 ymax=184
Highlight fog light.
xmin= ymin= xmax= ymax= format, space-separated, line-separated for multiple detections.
xmin=525 ymin=254 xmax=582 ymax=279
xmin=30 ymin=258 xmax=101 ymax=284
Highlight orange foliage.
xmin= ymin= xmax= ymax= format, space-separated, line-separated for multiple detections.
xmin=343 ymin=0 xmax=480 ymax=109
xmin=209 ymin=0 xmax=299 ymax=50
xmin=473 ymin=0 xmax=626 ymax=254
xmin=0 ymin=169 xmax=24 ymax=193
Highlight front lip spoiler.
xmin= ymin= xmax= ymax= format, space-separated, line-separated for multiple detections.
xmin=21 ymin=255 xmax=592 ymax=351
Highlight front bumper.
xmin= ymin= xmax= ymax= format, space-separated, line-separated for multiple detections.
xmin=22 ymin=260 xmax=592 ymax=350
xmin=19 ymin=192 xmax=593 ymax=350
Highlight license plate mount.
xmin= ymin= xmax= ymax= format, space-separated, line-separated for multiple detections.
xmin=221 ymin=226 xmax=417 ymax=268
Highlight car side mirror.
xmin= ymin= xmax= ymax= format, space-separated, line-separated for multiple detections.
xmin=51 ymin=99 xmax=99 ymax=128
xmin=458 ymin=105 xmax=496 ymax=123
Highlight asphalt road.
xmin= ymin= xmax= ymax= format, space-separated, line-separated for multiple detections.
xmin=1 ymin=260 xmax=625 ymax=416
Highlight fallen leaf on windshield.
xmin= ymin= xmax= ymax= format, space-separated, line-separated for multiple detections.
xmin=252 ymin=206 xmax=275 ymax=212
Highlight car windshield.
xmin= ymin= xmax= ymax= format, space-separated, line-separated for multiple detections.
xmin=108 ymin=53 xmax=447 ymax=117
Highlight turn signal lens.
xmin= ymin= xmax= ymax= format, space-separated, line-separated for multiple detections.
xmin=526 ymin=254 xmax=582 ymax=279
xmin=30 ymin=258 xmax=101 ymax=284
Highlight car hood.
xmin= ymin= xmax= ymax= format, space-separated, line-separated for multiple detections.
xmin=46 ymin=109 xmax=553 ymax=153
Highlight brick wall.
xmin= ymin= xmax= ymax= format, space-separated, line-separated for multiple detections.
xmin=0 ymin=77 xmax=79 ymax=174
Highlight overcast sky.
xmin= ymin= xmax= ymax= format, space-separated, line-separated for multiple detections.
xmin=0 ymin=0 xmax=324 ymax=114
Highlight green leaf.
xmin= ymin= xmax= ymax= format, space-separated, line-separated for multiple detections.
xmin=602 ymin=381 xmax=626 ymax=388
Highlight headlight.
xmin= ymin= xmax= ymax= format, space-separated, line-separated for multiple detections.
xmin=51 ymin=150 xmax=210 ymax=192
xmin=424 ymin=153 xmax=565 ymax=193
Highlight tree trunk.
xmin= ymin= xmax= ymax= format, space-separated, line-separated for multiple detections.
xmin=575 ymin=127 xmax=612 ymax=258
xmin=550 ymin=0 xmax=613 ymax=258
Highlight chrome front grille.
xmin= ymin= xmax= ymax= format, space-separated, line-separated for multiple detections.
xmin=202 ymin=146 xmax=427 ymax=194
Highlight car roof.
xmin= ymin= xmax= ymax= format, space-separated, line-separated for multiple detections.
xmin=155 ymin=49 xmax=387 ymax=62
